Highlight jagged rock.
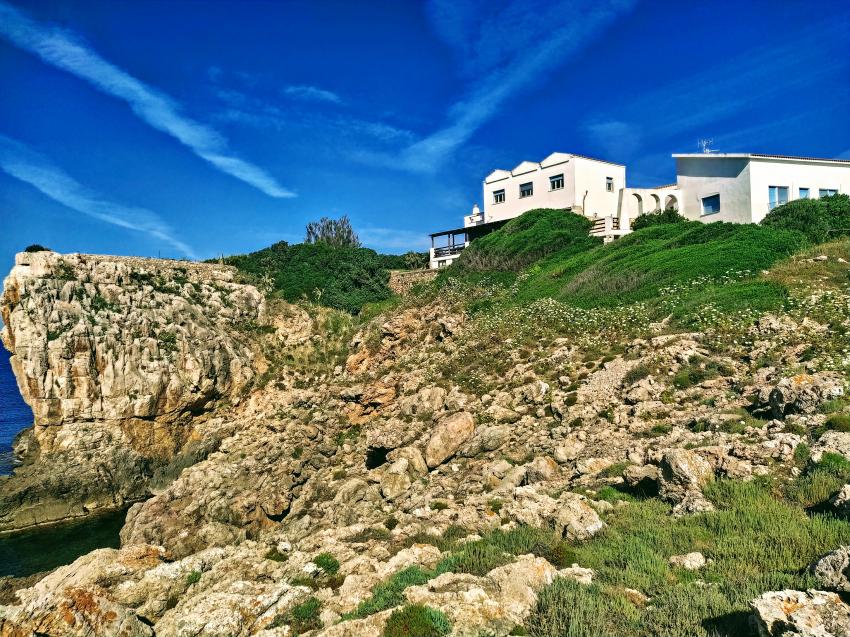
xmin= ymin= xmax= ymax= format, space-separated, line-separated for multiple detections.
xmin=669 ymin=552 xmax=706 ymax=570
xmin=623 ymin=464 xmax=660 ymax=487
xmin=380 ymin=458 xmax=413 ymax=500
xmin=404 ymin=555 xmax=561 ymax=635
xmin=658 ymin=449 xmax=715 ymax=515
xmin=523 ymin=456 xmax=558 ymax=484
xmin=0 ymin=252 xmax=265 ymax=532
xmin=813 ymin=431 xmax=850 ymax=462
xmin=0 ymin=544 xmax=168 ymax=637
xmin=554 ymin=439 xmax=585 ymax=464
xmin=424 ymin=411 xmax=475 ymax=468
xmin=811 ymin=547 xmax=850 ymax=593
xmin=831 ymin=485 xmax=850 ymax=513
xmin=751 ymin=589 xmax=850 ymax=636
xmin=762 ymin=373 xmax=845 ymax=418
xmin=505 ymin=487 xmax=605 ymax=540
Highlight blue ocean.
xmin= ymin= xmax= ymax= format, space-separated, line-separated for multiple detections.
xmin=0 ymin=346 xmax=32 ymax=475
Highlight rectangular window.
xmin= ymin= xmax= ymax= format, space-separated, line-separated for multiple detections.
xmin=799 ymin=187 xmax=809 ymax=199
xmin=701 ymin=194 xmax=720 ymax=215
xmin=493 ymin=189 xmax=505 ymax=204
xmin=605 ymin=177 xmax=614 ymax=192
xmin=768 ymin=186 xmax=789 ymax=210
xmin=519 ymin=182 xmax=533 ymax=198
xmin=549 ymin=174 xmax=564 ymax=190
xmin=820 ymin=188 xmax=838 ymax=197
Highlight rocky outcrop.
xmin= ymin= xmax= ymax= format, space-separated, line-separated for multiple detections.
xmin=811 ymin=546 xmax=850 ymax=593
xmin=751 ymin=589 xmax=850 ymax=636
xmin=0 ymin=251 xmax=265 ymax=531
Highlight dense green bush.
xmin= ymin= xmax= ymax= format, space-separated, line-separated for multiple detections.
xmin=220 ymin=241 xmax=400 ymax=314
xmin=630 ymin=208 xmax=686 ymax=231
xmin=761 ymin=193 xmax=850 ymax=243
xmin=454 ymin=209 xmax=600 ymax=272
xmin=313 ymin=552 xmax=340 ymax=575
xmin=383 ymin=604 xmax=451 ymax=637
xmin=24 ymin=244 xmax=50 ymax=252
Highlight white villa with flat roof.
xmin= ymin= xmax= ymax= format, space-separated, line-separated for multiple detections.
xmin=429 ymin=151 xmax=850 ymax=269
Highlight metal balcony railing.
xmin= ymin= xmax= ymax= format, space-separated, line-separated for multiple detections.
xmin=433 ymin=245 xmax=465 ymax=258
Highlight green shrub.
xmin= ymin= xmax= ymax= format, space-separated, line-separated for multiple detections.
xmin=313 ymin=552 xmax=340 ymax=575
xmin=265 ymin=547 xmax=288 ymax=562
xmin=761 ymin=193 xmax=850 ymax=243
xmin=186 ymin=570 xmax=201 ymax=585
xmin=453 ymin=209 xmax=600 ymax=273
xmin=383 ymin=604 xmax=451 ymax=637
xmin=526 ymin=579 xmax=640 ymax=636
xmin=384 ymin=515 xmax=399 ymax=530
xmin=623 ymin=364 xmax=651 ymax=386
xmin=435 ymin=540 xmax=511 ymax=576
xmin=825 ymin=413 xmax=850 ymax=432
xmin=430 ymin=500 xmax=449 ymax=511
xmin=345 ymin=566 xmax=432 ymax=619
xmin=271 ymin=596 xmax=322 ymax=633
xmin=24 ymin=244 xmax=50 ymax=252
xmin=630 ymin=208 xmax=685 ymax=231
xmin=218 ymin=241 xmax=399 ymax=314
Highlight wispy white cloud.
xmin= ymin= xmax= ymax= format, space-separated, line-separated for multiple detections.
xmin=385 ymin=0 xmax=636 ymax=173
xmin=283 ymin=84 xmax=342 ymax=104
xmin=0 ymin=1 xmax=295 ymax=199
xmin=215 ymin=89 xmax=414 ymax=144
xmin=0 ymin=135 xmax=196 ymax=258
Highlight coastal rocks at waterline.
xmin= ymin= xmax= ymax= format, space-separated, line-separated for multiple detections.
xmin=0 ymin=251 xmax=265 ymax=532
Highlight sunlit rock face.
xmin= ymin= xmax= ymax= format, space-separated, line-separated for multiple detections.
xmin=0 ymin=250 xmax=264 ymax=531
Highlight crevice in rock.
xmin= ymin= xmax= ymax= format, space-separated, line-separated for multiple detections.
xmin=365 ymin=446 xmax=390 ymax=469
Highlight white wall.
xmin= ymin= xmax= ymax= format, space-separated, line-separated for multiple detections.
xmin=675 ymin=157 xmax=752 ymax=223
xmin=747 ymin=159 xmax=850 ymax=223
xmin=573 ymin=158 xmax=625 ymax=217
xmin=482 ymin=158 xmax=576 ymax=223
xmin=676 ymin=156 xmax=850 ymax=224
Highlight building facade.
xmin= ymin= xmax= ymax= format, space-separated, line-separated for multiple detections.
xmin=674 ymin=153 xmax=850 ymax=224
xmin=428 ymin=151 xmax=850 ymax=269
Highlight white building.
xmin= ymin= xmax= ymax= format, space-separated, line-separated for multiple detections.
xmin=428 ymin=151 xmax=850 ymax=269
xmin=674 ymin=153 xmax=850 ymax=224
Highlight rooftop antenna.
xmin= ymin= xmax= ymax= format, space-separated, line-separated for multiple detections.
xmin=699 ymin=138 xmax=717 ymax=154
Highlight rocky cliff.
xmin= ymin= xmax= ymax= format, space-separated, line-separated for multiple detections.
xmin=0 ymin=251 xmax=265 ymax=531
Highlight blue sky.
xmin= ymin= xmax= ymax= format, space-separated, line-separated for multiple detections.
xmin=0 ymin=0 xmax=848 ymax=265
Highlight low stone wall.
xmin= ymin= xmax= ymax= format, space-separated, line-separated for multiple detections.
xmin=388 ymin=269 xmax=437 ymax=295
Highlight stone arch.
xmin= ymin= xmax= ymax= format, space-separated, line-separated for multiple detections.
xmin=633 ymin=193 xmax=644 ymax=216
xmin=651 ymin=194 xmax=661 ymax=211
xmin=664 ymin=194 xmax=679 ymax=211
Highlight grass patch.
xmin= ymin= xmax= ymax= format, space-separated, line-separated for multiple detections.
xmin=383 ymin=604 xmax=451 ymax=637
xmin=524 ymin=477 xmax=850 ymax=636
xmin=313 ymin=552 xmax=340 ymax=575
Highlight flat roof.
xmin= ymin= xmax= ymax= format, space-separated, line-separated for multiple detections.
xmin=672 ymin=152 xmax=850 ymax=165
xmin=429 ymin=219 xmax=506 ymax=238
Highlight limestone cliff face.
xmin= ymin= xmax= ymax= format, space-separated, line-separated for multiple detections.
xmin=0 ymin=251 xmax=265 ymax=531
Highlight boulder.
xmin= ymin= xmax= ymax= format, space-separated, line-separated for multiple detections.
xmin=424 ymin=412 xmax=475 ymax=468
xmin=669 ymin=552 xmax=706 ymax=571
xmin=658 ymin=449 xmax=715 ymax=515
xmin=831 ymin=485 xmax=850 ymax=513
xmin=763 ymin=373 xmax=845 ymax=418
xmin=811 ymin=546 xmax=850 ymax=593
xmin=505 ymin=487 xmax=605 ymax=541
xmin=751 ymin=589 xmax=850 ymax=636
xmin=813 ymin=431 xmax=850 ymax=463
xmin=380 ymin=458 xmax=413 ymax=500
xmin=523 ymin=456 xmax=559 ymax=484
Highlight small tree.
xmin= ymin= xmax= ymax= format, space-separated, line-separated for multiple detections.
xmin=403 ymin=251 xmax=428 ymax=270
xmin=304 ymin=216 xmax=360 ymax=248
xmin=24 ymin=244 xmax=50 ymax=253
